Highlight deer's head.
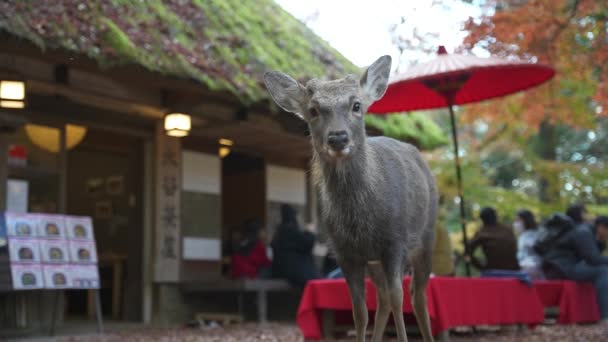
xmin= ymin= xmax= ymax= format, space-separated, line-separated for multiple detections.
xmin=264 ymin=55 xmax=391 ymax=162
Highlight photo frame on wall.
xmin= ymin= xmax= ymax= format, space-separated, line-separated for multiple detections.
xmin=94 ymin=201 xmax=113 ymax=220
xmin=106 ymin=176 xmax=124 ymax=196
xmin=86 ymin=178 xmax=104 ymax=197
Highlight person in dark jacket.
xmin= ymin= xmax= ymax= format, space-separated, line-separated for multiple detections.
xmin=568 ymin=204 xmax=606 ymax=252
xmin=271 ymin=204 xmax=320 ymax=287
xmin=594 ymin=216 xmax=608 ymax=252
xmin=541 ymin=214 xmax=608 ymax=320
xmin=466 ymin=207 xmax=520 ymax=271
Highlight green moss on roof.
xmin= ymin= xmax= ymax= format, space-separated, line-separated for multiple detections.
xmin=0 ymin=1 xmax=447 ymax=149
xmin=0 ymin=0 xmax=358 ymax=103
xmin=365 ymin=112 xmax=448 ymax=150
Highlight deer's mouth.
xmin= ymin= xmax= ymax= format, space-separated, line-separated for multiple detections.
xmin=326 ymin=145 xmax=353 ymax=158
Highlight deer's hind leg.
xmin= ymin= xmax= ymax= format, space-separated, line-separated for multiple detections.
xmin=410 ymin=248 xmax=434 ymax=342
xmin=368 ymin=262 xmax=391 ymax=342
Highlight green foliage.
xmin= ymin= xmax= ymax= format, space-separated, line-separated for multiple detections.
xmin=365 ymin=112 xmax=448 ymax=150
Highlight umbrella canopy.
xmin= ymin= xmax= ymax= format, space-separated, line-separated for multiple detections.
xmin=368 ymin=46 xmax=555 ymax=276
xmin=369 ymin=46 xmax=555 ymax=113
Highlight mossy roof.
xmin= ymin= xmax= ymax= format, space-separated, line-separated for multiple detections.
xmin=0 ymin=0 xmax=358 ymax=103
xmin=0 ymin=0 xmax=447 ymax=149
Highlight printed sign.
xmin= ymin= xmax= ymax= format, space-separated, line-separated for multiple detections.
xmin=68 ymin=240 xmax=98 ymax=263
xmin=11 ymin=264 xmax=44 ymax=290
xmin=71 ymin=264 xmax=100 ymax=289
xmin=8 ymin=238 xmax=41 ymax=263
xmin=5 ymin=213 xmax=100 ymax=290
xmin=36 ymin=215 xmax=66 ymax=239
xmin=39 ymin=239 xmax=70 ymax=264
xmin=6 ymin=212 xmax=37 ymax=238
xmin=42 ymin=264 xmax=72 ymax=289
xmin=65 ymin=216 xmax=94 ymax=241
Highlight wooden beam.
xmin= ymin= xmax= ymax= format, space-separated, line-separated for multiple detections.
xmin=27 ymin=80 xmax=166 ymax=119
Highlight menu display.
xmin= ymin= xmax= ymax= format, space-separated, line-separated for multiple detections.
xmin=4 ymin=213 xmax=100 ymax=290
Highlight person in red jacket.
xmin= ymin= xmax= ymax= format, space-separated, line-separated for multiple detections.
xmin=231 ymin=219 xmax=271 ymax=279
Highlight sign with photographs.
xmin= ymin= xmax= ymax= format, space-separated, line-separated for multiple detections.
xmin=10 ymin=264 xmax=44 ymax=290
xmin=3 ymin=212 xmax=100 ymax=290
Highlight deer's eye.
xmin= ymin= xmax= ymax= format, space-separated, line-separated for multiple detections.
xmin=309 ymin=108 xmax=319 ymax=118
xmin=352 ymin=102 xmax=361 ymax=113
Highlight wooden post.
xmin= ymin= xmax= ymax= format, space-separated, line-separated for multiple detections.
xmin=153 ymin=123 xmax=181 ymax=282
xmin=0 ymin=134 xmax=8 ymax=211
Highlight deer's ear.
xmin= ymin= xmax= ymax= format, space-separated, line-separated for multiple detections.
xmin=264 ymin=71 xmax=307 ymax=119
xmin=360 ymin=55 xmax=392 ymax=102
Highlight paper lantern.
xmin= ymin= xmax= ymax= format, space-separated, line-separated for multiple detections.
xmin=25 ymin=124 xmax=87 ymax=153
xmin=164 ymin=113 xmax=191 ymax=137
xmin=0 ymin=80 xmax=25 ymax=109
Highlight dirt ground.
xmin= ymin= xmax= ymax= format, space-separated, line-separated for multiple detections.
xmin=54 ymin=323 xmax=607 ymax=342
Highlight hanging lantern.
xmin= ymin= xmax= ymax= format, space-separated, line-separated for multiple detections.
xmin=25 ymin=124 xmax=87 ymax=153
xmin=0 ymin=80 xmax=25 ymax=109
xmin=218 ymin=138 xmax=233 ymax=158
xmin=164 ymin=113 xmax=191 ymax=137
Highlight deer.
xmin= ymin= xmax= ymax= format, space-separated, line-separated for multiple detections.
xmin=264 ymin=55 xmax=438 ymax=342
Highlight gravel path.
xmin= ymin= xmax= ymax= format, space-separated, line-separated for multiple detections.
xmin=54 ymin=323 xmax=607 ymax=342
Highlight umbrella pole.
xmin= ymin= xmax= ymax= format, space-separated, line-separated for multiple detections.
xmin=448 ymin=103 xmax=471 ymax=276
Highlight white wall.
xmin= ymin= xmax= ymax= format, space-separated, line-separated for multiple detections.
xmin=182 ymin=151 xmax=221 ymax=194
xmin=266 ymin=165 xmax=307 ymax=205
xmin=181 ymin=151 xmax=221 ymax=261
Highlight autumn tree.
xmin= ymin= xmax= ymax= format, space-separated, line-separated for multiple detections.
xmin=458 ymin=0 xmax=607 ymax=203
xmin=462 ymin=0 xmax=607 ymax=126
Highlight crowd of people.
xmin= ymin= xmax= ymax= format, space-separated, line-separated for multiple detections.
xmin=462 ymin=204 xmax=608 ymax=322
xmin=226 ymin=202 xmax=608 ymax=322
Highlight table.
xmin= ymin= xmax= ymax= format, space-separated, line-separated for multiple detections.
xmin=534 ymin=280 xmax=599 ymax=324
xmin=297 ymin=276 xmax=545 ymax=339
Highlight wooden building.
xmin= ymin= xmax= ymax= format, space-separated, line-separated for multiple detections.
xmin=0 ymin=0 xmax=446 ymax=329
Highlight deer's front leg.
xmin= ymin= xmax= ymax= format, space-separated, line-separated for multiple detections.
xmin=342 ymin=261 xmax=368 ymax=342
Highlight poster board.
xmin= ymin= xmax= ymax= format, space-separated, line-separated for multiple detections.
xmin=4 ymin=213 xmax=100 ymax=290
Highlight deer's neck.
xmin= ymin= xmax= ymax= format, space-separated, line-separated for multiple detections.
xmin=312 ymin=141 xmax=376 ymax=197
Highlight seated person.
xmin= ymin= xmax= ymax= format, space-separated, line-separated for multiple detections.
xmin=515 ymin=209 xmax=544 ymax=280
xmin=432 ymin=216 xmax=455 ymax=276
xmin=593 ymin=215 xmax=608 ymax=253
xmin=271 ymin=204 xmax=320 ymax=287
xmin=231 ymin=219 xmax=271 ymax=279
xmin=466 ymin=207 xmax=519 ymax=271
xmin=539 ymin=214 xmax=608 ymax=321
xmin=566 ymin=203 xmax=593 ymax=230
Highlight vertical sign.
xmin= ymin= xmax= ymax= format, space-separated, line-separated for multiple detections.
xmin=154 ymin=124 xmax=181 ymax=282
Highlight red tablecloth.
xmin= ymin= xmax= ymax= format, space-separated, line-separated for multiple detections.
xmin=534 ymin=280 xmax=599 ymax=324
xmin=297 ymin=277 xmax=545 ymax=339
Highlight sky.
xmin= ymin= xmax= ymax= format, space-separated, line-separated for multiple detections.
xmin=275 ymin=0 xmax=484 ymax=71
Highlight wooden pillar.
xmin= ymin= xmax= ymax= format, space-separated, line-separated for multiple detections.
xmin=0 ymin=134 xmax=7 ymax=211
xmin=142 ymin=139 xmax=154 ymax=323
xmin=153 ymin=123 xmax=181 ymax=282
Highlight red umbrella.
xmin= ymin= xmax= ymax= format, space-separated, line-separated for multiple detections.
xmin=369 ymin=46 xmax=555 ymax=275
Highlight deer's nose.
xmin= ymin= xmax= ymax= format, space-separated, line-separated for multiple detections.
xmin=327 ymin=131 xmax=349 ymax=150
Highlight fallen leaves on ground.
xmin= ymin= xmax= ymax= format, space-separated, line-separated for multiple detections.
xmin=59 ymin=323 xmax=607 ymax=341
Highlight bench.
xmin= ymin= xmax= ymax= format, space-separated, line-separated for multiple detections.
xmin=181 ymin=278 xmax=292 ymax=323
